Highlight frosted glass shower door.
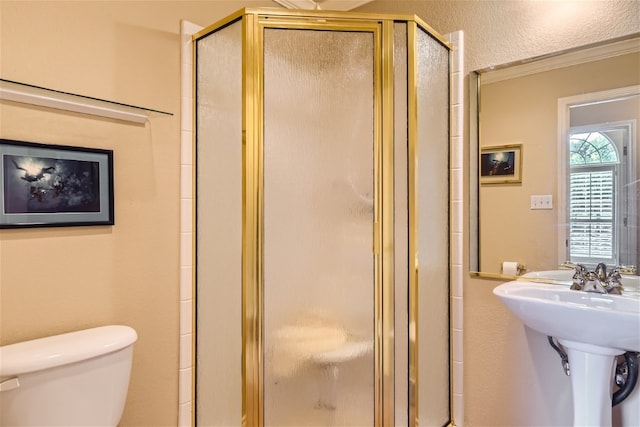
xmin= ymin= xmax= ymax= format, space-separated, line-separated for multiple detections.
xmin=415 ymin=27 xmax=451 ymax=427
xmin=262 ymin=28 xmax=375 ymax=426
xmin=195 ymin=19 xmax=243 ymax=427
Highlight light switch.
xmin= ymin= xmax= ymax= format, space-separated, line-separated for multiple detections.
xmin=531 ymin=195 xmax=553 ymax=210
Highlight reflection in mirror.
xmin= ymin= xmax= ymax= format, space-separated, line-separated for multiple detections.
xmin=558 ymin=88 xmax=638 ymax=271
xmin=470 ymin=34 xmax=640 ymax=279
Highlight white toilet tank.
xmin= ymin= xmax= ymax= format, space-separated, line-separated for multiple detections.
xmin=0 ymin=325 xmax=137 ymax=427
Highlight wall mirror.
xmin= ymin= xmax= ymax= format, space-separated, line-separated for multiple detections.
xmin=470 ymin=34 xmax=640 ymax=279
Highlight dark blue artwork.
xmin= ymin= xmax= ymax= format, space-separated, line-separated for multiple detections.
xmin=3 ymin=155 xmax=101 ymax=214
xmin=480 ymin=150 xmax=515 ymax=177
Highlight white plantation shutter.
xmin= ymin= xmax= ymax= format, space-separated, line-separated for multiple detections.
xmin=568 ymin=167 xmax=615 ymax=262
xmin=564 ymin=117 xmax=636 ymax=269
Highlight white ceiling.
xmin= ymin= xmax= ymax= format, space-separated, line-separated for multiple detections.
xmin=272 ymin=0 xmax=373 ymax=11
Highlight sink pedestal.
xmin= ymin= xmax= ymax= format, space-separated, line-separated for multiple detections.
xmin=559 ymin=339 xmax=623 ymax=427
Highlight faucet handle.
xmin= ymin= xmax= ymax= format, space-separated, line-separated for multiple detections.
xmin=570 ymin=264 xmax=587 ymax=290
xmin=604 ymin=269 xmax=624 ymax=294
xmin=573 ymin=264 xmax=588 ymax=276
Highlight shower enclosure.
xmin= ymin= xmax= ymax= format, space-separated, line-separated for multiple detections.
xmin=194 ymin=8 xmax=451 ymax=426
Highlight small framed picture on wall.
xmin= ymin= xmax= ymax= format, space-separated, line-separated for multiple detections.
xmin=480 ymin=144 xmax=522 ymax=185
xmin=0 ymin=139 xmax=114 ymax=228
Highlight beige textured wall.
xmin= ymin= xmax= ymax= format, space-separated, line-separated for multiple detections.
xmin=0 ymin=2 xmax=272 ymax=426
xmin=357 ymin=0 xmax=640 ymax=71
xmin=2 ymin=1 xmax=639 ymax=426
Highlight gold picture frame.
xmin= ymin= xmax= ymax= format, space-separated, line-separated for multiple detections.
xmin=480 ymin=144 xmax=522 ymax=185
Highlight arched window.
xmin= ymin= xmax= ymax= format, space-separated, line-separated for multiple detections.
xmin=567 ymin=131 xmax=619 ymax=263
xmin=570 ymin=132 xmax=619 ymax=165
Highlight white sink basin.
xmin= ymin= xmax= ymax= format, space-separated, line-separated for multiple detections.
xmin=493 ymin=280 xmax=640 ymax=352
xmin=494 ymin=276 xmax=640 ymax=426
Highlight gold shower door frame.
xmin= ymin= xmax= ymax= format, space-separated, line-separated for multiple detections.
xmin=244 ymin=14 xmax=391 ymax=426
xmin=194 ymin=9 xmax=451 ymax=427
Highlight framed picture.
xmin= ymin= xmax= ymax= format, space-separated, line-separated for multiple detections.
xmin=480 ymin=144 xmax=523 ymax=185
xmin=0 ymin=139 xmax=114 ymax=228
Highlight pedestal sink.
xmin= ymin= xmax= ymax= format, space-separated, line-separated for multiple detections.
xmin=493 ymin=278 xmax=640 ymax=427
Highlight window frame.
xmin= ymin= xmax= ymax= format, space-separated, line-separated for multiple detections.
xmin=557 ymin=86 xmax=638 ymax=270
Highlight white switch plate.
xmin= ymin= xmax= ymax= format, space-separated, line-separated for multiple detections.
xmin=531 ymin=195 xmax=553 ymax=210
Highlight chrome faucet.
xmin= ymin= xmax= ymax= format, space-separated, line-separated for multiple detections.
xmin=569 ymin=263 xmax=623 ymax=295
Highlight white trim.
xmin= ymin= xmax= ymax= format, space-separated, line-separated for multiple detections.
xmin=179 ymin=19 xmax=202 ymax=427
xmin=445 ymin=29 xmax=465 ymax=427
xmin=272 ymin=0 xmax=373 ymax=10
xmin=0 ymin=81 xmax=152 ymax=124
xmin=557 ymin=85 xmax=640 ymax=268
xmin=273 ymin=0 xmax=318 ymax=9
xmin=481 ymin=36 xmax=639 ymax=85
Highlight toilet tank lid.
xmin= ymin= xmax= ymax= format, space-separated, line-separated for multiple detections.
xmin=0 ymin=325 xmax=137 ymax=377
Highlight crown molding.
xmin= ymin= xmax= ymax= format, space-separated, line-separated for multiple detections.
xmin=480 ymin=35 xmax=640 ymax=85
